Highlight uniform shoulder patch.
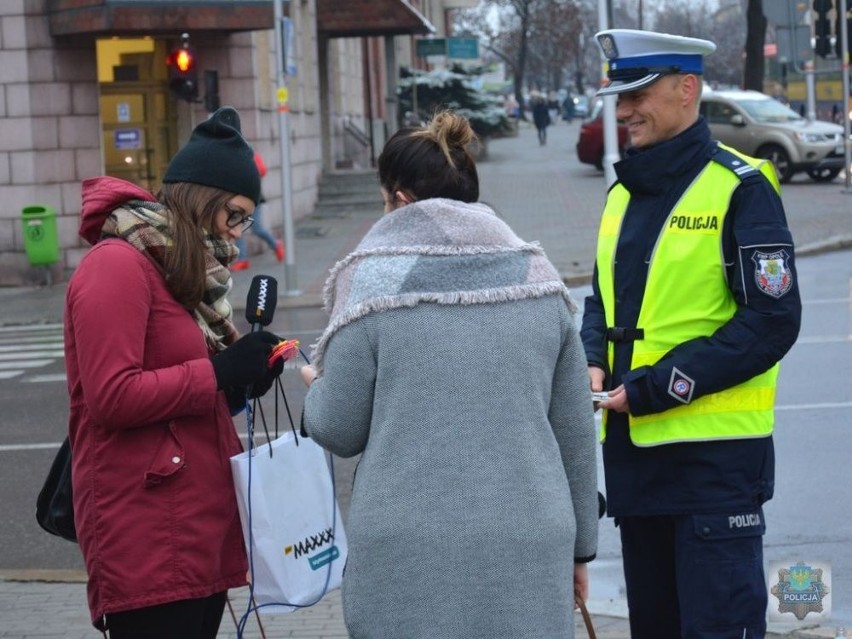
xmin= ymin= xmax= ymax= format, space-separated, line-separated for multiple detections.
xmin=752 ymin=248 xmax=793 ymax=298
xmin=711 ymin=145 xmax=759 ymax=180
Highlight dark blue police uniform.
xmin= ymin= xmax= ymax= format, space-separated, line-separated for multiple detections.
xmin=581 ymin=118 xmax=802 ymax=638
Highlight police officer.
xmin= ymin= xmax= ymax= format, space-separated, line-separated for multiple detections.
xmin=581 ymin=30 xmax=802 ymax=638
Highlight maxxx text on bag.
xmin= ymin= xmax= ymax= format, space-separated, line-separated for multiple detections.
xmin=230 ymin=430 xmax=347 ymax=614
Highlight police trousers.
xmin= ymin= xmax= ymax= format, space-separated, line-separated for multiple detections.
xmin=619 ymin=511 xmax=766 ymax=639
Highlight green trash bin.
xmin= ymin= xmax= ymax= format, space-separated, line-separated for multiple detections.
xmin=21 ymin=205 xmax=59 ymax=266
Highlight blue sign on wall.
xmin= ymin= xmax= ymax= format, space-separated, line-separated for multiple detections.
xmin=114 ymin=128 xmax=142 ymax=149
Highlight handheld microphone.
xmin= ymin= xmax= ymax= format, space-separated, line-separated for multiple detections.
xmin=245 ymin=274 xmax=278 ymax=332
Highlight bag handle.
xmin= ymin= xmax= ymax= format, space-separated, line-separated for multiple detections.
xmin=575 ymin=595 xmax=596 ymax=639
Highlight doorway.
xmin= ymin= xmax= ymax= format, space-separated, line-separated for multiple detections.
xmin=96 ymin=38 xmax=178 ymax=192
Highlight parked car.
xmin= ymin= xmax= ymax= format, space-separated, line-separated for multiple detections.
xmin=573 ymin=95 xmax=590 ymax=119
xmin=700 ymin=88 xmax=846 ymax=183
xmin=575 ymin=99 xmax=629 ymax=170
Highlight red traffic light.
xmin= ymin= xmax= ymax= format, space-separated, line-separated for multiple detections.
xmin=174 ymin=49 xmax=193 ymax=72
xmin=167 ymin=36 xmax=199 ymax=102
xmin=168 ymin=47 xmax=195 ymax=73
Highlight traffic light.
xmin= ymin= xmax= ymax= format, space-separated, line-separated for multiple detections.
xmin=167 ymin=33 xmax=198 ymax=102
xmin=814 ymin=0 xmax=833 ymax=58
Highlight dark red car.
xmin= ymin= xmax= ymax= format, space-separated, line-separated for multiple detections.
xmin=576 ymin=100 xmax=629 ymax=170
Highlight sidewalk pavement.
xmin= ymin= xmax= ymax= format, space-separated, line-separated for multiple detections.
xmin=1 ymin=121 xmax=849 ymax=637
xmin=0 ymin=568 xmax=839 ymax=638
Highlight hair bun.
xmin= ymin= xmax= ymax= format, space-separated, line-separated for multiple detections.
xmin=428 ymin=111 xmax=476 ymax=151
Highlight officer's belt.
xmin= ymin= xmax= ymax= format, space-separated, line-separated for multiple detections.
xmin=606 ymin=327 xmax=645 ymax=342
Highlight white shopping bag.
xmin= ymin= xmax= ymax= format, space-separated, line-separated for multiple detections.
xmin=230 ymin=431 xmax=347 ymax=614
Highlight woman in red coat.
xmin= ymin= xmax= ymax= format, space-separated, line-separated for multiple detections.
xmin=65 ymin=107 xmax=281 ymax=637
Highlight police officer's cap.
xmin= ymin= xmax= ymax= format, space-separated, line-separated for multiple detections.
xmin=595 ymin=29 xmax=716 ymax=97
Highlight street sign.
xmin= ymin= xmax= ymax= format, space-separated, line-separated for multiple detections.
xmin=283 ymin=17 xmax=297 ymax=76
xmin=117 ymin=102 xmax=130 ymax=123
xmin=447 ymin=37 xmax=479 ymax=59
xmin=764 ymin=0 xmax=809 ymax=27
xmin=777 ymin=24 xmax=812 ymax=63
xmin=416 ymin=38 xmax=446 ymax=57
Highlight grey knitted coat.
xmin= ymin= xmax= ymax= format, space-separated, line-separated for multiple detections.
xmin=303 ymin=198 xmax=599 ymax=639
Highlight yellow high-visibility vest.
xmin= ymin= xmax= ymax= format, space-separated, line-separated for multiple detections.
xmin=596 ymin=146 xmax=781 ymax=446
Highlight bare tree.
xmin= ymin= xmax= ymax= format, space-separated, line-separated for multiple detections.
xmin=646 ymin=0 xmax=745 ymax=88
xmin=455 ymin=0 xmax=585 ymax=113
xmin=455 ymin=0 xmax=754 ymax=108
xmin=743 ymin=0 xmax=766 ymax=91
xmin=476 ymin=0 xmax=536 ymax=115
xmin=526 ymin=1 xmax=583 ymax=92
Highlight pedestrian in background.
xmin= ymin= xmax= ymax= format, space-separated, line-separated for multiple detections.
xmin=504 ymin=94 xmax=520 ymax=121
xmin=232 ymin=151 xmax=284 ymax=271
xmin=65 ymin=106 xmax=282 ymax=637
xmin=300 ymin=110 xmax=599 ymax=639
xmin=531 ymin=94 xmax=551 ymax=145
xmin=581 ymin=29 xmax=801 ymax=638
xmin=562 ymin=94 xmax=576 ymax=123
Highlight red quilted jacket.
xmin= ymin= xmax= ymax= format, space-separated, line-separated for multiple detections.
xmin=66 ymin=177 xmax=247 ymax=628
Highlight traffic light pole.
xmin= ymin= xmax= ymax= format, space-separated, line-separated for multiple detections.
xmin=806 ymin=61 xmax=817 ymax=122
xmin=840 ymin=0 xmax=852 ymax=191
xmin=598 ymin=0 xmax=618 ymax=188
xmin=274 ymin=0 xmax=300 ymax=295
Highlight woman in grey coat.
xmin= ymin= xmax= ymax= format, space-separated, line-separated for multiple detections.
xmin=301 ymin=111 xmax=598 ymax=639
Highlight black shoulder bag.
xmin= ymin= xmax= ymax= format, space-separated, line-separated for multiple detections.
xmin=35 ymin=436 xmax=77 ymax=542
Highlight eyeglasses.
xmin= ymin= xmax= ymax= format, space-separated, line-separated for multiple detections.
xmin=224 ymin=206 xmax=254 ymax=232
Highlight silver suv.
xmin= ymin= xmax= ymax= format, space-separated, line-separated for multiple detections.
xmin=700 ymin=89 xmax=845 ymax=183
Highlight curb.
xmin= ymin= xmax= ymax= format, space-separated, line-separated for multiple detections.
xmin=560 ymin=234 xmax=852 ymax=291
xmin=0 ymin=569 xmax=87 ymax=583
xmin=796 ymin=233 xmax=852 ymax=257
xmin=563 ymin=272 xmax=594 ymax=288
xmin=231 ymin=291 xmax=324 ymax=314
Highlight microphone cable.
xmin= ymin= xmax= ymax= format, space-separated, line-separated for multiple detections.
xmin=235 ymin=349 xmax=340 ymax=637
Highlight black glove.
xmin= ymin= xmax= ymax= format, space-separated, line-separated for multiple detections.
xmin=211 ymin=331 xmax=280 ymax=391
xmin=224 ymin=386 xmax=247 ymax=414
xmin=247 ymin=356 xmax=284 ymax=399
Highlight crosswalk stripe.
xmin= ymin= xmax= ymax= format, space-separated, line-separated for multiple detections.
xmin=0 ymin=342 xmax=65 ymax=355
xmin=25 ymin=374 xmax=67 ymax=383
xmin=0 ymin=337 xmax=64 ymax=348
xmin=0 ymin=350 xmax=65 ymax=361
xmin=0 ymin=360 xmax=54 ymax=370
xmin=0 ymin=326 xmax=65 ymax=381
xmin=0 ymin=323 xmax=63 ymax=333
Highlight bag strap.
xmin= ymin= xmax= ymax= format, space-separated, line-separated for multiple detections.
xmin=575 ymin=595 xmax=596 ymax=639
xmin=226 ymin=593 xmax=266 ymax=639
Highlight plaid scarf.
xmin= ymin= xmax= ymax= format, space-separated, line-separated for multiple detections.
xmin=101 ymin=200 xmax=239 ymax=353
xmin=311 ymin=197 xmax=574 ymax=373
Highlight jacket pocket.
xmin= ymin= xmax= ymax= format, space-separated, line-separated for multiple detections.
xmin=684 ymin=511 xmax=767 ymax=631
xmin=143 ymin=422 xmax=186 ymax=488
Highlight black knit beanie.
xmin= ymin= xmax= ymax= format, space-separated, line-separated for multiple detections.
xmin=162 ymin=106 xmax=261 ymax=205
